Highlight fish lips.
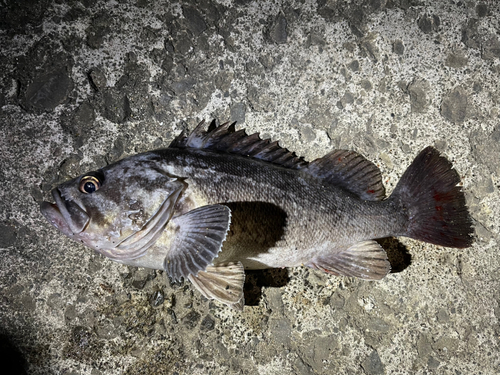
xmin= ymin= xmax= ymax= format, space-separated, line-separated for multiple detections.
xmin=40 ymin=189 xmax=90 ymax=237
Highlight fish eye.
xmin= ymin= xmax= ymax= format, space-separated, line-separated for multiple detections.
xmin=79 ymin=174 xmax=103 ymax=194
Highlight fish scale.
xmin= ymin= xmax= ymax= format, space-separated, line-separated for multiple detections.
xmin=41 ymin=120 xmax=473 ymax=308
xmin=158 ymin=148 xmax=394 ymax=254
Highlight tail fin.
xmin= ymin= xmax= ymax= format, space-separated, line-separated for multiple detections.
xmin=390 ymin=147 xmax=473 ymax=248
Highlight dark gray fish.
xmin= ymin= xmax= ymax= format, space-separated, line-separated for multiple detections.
xmin=41 ymin=120 xmax=473 ymax=308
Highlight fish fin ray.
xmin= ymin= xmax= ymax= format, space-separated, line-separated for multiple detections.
xmin=168 ymin=129 xmax=188 ymax=148
xmin=390 ymin=146 xmax=473 ymax=248
xmin=308 ymin=240 xmax=391 ymax=280
xmin=188 ymin=262 xmax=245 ymax=309
xmin=169 ymin=120 xmax=308 ymax=169
xmin=305 ymin=150 xmax=385 ymax=201
xmin=163 ymin=204 xmax=231 ymax=281
xmin=170 ymin=121 xmax=386 ymax=199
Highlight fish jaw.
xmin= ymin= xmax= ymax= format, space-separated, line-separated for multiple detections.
xmin=40 ymin=188 xmax=89 ymax=238
xmin=40 ymin=200 xmax=74 ymax=238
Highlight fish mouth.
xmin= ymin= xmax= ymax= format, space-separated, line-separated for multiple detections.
xmin=40 ymin=189 xmax=90 ymax=237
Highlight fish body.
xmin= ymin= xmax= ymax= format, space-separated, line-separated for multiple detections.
xmin=41 ymin=121 xmax=473 ymax=308
xmin=132 ymin=147 xmax=400 ymax=269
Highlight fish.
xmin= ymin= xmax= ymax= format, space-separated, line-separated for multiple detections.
xmin=40 ymin=120 xmax=473 ymax=309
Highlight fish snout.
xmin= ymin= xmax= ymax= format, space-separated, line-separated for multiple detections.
xmin=40 ymin=189 xmax=90 ymax=236
xmin=40 ymin=200 xmax=73 ymax=237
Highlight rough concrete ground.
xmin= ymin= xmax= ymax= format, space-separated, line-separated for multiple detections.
xmin=1 ymin=0 xmax=499 ymax=374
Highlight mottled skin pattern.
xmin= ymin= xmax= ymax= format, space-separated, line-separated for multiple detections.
xmin=43 ymin=147 xmax=405 ymax=272
xmin=43 ymin=155 xmax=184 ymax=262
xmin=140 ymin=148 xmax=406 ymax=270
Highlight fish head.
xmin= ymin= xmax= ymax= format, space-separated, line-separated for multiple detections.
xmin=40 ymin=154 xmax=184 ymax=261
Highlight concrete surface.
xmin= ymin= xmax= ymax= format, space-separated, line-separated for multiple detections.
xmin=1 ymin=0 xmax=499 ymax=374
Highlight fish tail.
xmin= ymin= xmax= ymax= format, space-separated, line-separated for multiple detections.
xmin=390 ymin=147 xmax=473 ymax=248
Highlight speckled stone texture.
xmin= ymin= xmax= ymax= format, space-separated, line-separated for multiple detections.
xmin=1 ymin=1 xmax=499 ymax=374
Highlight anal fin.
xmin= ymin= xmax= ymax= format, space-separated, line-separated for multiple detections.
xmin=308 ymin=240 xmax=391 ymax=280
xmin=188 ymin=262 xmax=245 ymax=310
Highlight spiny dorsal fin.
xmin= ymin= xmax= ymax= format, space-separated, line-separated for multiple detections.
xmin=169 ymin=121 xmax=385 ymax=200
xmin=305 ymin=150 xmax=385 ymax=201
xmin=169 ymin=120 xmax=308 ymax=170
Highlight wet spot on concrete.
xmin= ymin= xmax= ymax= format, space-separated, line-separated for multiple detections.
xmin=230 ymin=102 xmax=246 ymax=123
xmin=182 ymin=310 xmax=201 ymax=329
xmin=362 ymin=350 xmax=385 ymax=375
xmin=482 ymin=35 xmax=500 ymax=60
xmin=182 ymin=6 xmax=207 ymax=36
xmin=102 ymin=89 xmax=131 ymax=124
xmin=267 ymin=14 xmax=287 ymax=44
xmin=88 ymin=68 xmax=107 ymax=92
xmin=440 ymin=86 xmax=468 ymax=123
xmin=0 ymin=223 xmax=17 ymax=248
xmin=407 ymin=79 xmax=430 ymax=113
xmin=23 ymin=68 xmax=73 ymax=112
xmin=476 ymin=3 xmax=489 ymax=17
xmin=348 ymin=60 xmax=359 ymax=71
xmin=200 ymin=315 xmax=215 ymax=331
xmin=393 ymin=40 xmax=404 ymax=55
xmin=445 ymin=51 xmax=469 ymax=68
xmin=418 ymin=14 xmax=440 ymax=34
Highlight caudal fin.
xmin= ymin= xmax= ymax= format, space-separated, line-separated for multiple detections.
xmin=390 ymin=147 xmax=473 ymax=248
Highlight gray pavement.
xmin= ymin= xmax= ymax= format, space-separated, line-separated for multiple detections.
xmin=0 ymin=1 xmax=499 ymax=374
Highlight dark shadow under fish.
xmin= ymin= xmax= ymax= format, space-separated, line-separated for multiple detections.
xmin=40 ymin=120 xmax=474 ymax=309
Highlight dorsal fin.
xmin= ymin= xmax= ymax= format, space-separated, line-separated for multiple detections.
xmin=169 ymin=120 xmax=308 ymax=169
xmin=169 ymin=120 xmax=385 ymax=200
xmin=305 ymin=150 xmax=385 ymax=201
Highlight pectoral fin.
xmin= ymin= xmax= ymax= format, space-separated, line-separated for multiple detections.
xmin=188 ymin=262 xmax=246 ymax=310
xmin=163 ymin=204 xmax=231 ymax=281
xmin=308 ymin=240 xmax=391 ymax=280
